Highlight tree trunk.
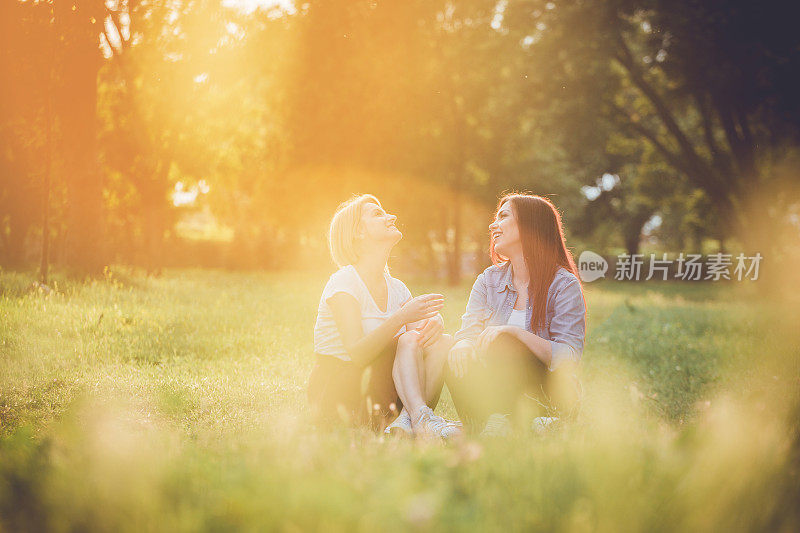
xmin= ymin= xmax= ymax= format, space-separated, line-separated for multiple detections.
xmin=447 ymin=184 xmax=462 ymax=286
xmin=56 ymin=0 xmax=105 ymax=276
xmin=139 ymin=156 xmax=171 ymax=275
xmin=40 ymin=1 xmax=55 ymax=285
xmin=142 ymin=190 xmax=167 ymax=275
xmin=447 ymin=101 xmax=466 ymax=286
xmin=624 ymin=231 xmax=640 ymax=257
xmin=622 ymin=212 xmax=650 ymax=257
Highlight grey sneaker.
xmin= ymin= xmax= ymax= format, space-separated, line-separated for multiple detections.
xmin=414 ymin=406 xmax=463 ymax=440
xmin=444 ymin=417 xmax=463 ymax=428
xmin=480 ymin=413 xmax=511 ymax=437
xmin=384 ymin=408 xmax=413 ymax=436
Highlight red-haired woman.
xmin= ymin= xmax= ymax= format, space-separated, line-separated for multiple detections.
xmin=446 ymin=194 xmax=587 ymax=435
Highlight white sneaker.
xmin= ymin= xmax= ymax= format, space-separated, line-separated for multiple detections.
xmin=384 ymin=408 xmax=413 ymax=436
xmin=532 ymin=416 xmax=560 ymax=434
xmin=480 ymin=413 xmax=511 ymax=437
xmin=414 ymin=406 xmax=463 ymax=440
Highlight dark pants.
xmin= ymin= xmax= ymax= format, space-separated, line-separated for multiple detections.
xmin=307 ymin=340 xmax=401 ymax=431
xmin=445 ymin=333 xmax=580 ymax=433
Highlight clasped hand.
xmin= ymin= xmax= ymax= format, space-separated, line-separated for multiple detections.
xmin=398 ymin=293 xmax=445 ymax=348
xmin=448 ymin=325 xmax=518 ymax=378
xmin=414 ymin=315 xmax=444 ymax=348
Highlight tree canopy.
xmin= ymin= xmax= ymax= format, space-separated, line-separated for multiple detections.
xmin=2 ymin=0 xmax=798 ymax=279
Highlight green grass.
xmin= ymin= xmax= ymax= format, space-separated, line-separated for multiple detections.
xmin=1 ymin=268 xmax=798 ymax=532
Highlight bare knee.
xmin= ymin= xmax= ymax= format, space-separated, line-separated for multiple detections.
xmin=397 ymin=330 xmax=422 ymax=351
xmin=423 ymin=333 xmax=452 ymax=362
xmin=484 ymin=333 xmax=531 ymax=362
xmin=430 ymin=333 xmax=454 ymax=351
xmin=394 ymin=330 xmax=421 ymax=372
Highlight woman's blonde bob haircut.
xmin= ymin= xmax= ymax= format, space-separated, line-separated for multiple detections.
xmin=328 ymin=194 xmax=382 ymax=267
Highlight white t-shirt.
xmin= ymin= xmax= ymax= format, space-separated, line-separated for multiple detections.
xmin=313 ymin=265 xmax=412 ymax=361
xmin=507 ymin=308 xmax=528 ymax=329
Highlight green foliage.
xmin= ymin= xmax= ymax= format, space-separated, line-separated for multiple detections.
xmin=4 ymin=1 xmax=799 ymax=274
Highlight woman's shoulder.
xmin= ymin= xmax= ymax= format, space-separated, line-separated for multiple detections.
xmin=327 ymin=264 xmax=357 ymax=283
xmin=480 ymin=262 xmax=510 ymax=277
xmin=554 ymin=266 xmax=580 ymax=282
xmin=322 ymin=265 xmax=361 ymax=297
xmin=550 ymin=267 xmax=583 ymax=294
xmin=478 ymin=262 xmax=511 ymax=286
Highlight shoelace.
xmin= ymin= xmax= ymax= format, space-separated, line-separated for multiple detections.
xmin=426 ymin=414 xmax=451 ymax=433
xmin=416 ymin=409 xmax=450 ymax=434
xmin=445 ymin=418 xmax=463 ymax=427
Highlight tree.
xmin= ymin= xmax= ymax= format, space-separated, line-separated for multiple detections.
xmin=498 ymin=0 xmax=800 ymax=256
xmin=0 ymin=1 xmax=51 ymax=269
xmin=286 ymin=0 xmax=542 ymax=281
xmin=55 ymin=0 xmax=107 ymax=275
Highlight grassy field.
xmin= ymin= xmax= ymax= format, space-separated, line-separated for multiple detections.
xmin=1 ymin=268 xmax=798 ymax=532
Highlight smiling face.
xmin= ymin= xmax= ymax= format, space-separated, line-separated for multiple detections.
xmin=489 ymin=200 xmax=521 ymax=259
xmin=358 ymin=201 xmax=402 ymax=247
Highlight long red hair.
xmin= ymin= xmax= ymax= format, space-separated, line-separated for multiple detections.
xmin=490 ymin=194 xmax=583 ymax=332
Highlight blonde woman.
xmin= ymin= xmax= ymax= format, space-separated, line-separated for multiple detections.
xmin=308 ymin=194 xmax=461 ymax=438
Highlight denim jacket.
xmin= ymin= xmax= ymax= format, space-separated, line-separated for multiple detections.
xmin=454 ymin=262 xmax=586 ymax=371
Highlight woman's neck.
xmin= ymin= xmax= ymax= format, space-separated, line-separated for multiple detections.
xmin=509 ymin=252 xmax=529 ymax=288
xmin=354 ymin=248 xmax=390 ymax=285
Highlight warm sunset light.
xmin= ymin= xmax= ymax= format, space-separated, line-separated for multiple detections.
xmin=1 ymin=1 xmax=798 ymax=531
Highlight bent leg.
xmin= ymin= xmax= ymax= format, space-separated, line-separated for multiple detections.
xmin=363 ymin=339 xmax=404 ymax=427
xmin=445 ymin=333 xmax=549 ymax=433
xmin=543 ymin=361 xmax=582 ymax=418
xmin=392 ymin=330 xmax=427 ymax=422
xmin=486 ymin=333 xmax=549 ymax=417
xmin=443 ymin=355 xmax=489 ymax=433
xmin=422 ymin=334 xmax=454 ymax=409
xmin=307 ymin=340 xmax=402 ymax=431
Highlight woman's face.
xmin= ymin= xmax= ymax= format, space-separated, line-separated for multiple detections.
xmin=489 ymin=200 xmax=521 ymax=258
xmin=358 ymin=202 xmax=402 ymax=247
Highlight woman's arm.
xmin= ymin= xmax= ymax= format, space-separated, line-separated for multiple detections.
xmin=542 ymin=277 xmax=586 ymax=370
xmin=410 ymin=314 xmax=445 ymax=347
xmin=475 ymin=324 xmax=552 ymax=367
xmin=498 ymin=327 xmax=553 ymax=366
xmin=328 ymin=292 xmax=443 ymax=367
xmin=477 ymin=277 xmax=586 ymax=370
xmin=453 ymin=272 xmax=490 ymax=347
xmin=449 ymin=273 xmax=490 ymax=377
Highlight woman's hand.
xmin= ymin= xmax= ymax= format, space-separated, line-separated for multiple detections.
xmin=476 ymin=325 xmax=517 ymax=353
xmin=415 ymin=315 xmax=444 ymax=348
xmin=396 ymin=294 xmax=444 ymax=325
xmin=448 ymin=339 xmax=476 ymax=378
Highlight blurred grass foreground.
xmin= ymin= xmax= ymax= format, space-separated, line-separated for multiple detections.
xmin=1 ymin=268 xmax=798 ymax=532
